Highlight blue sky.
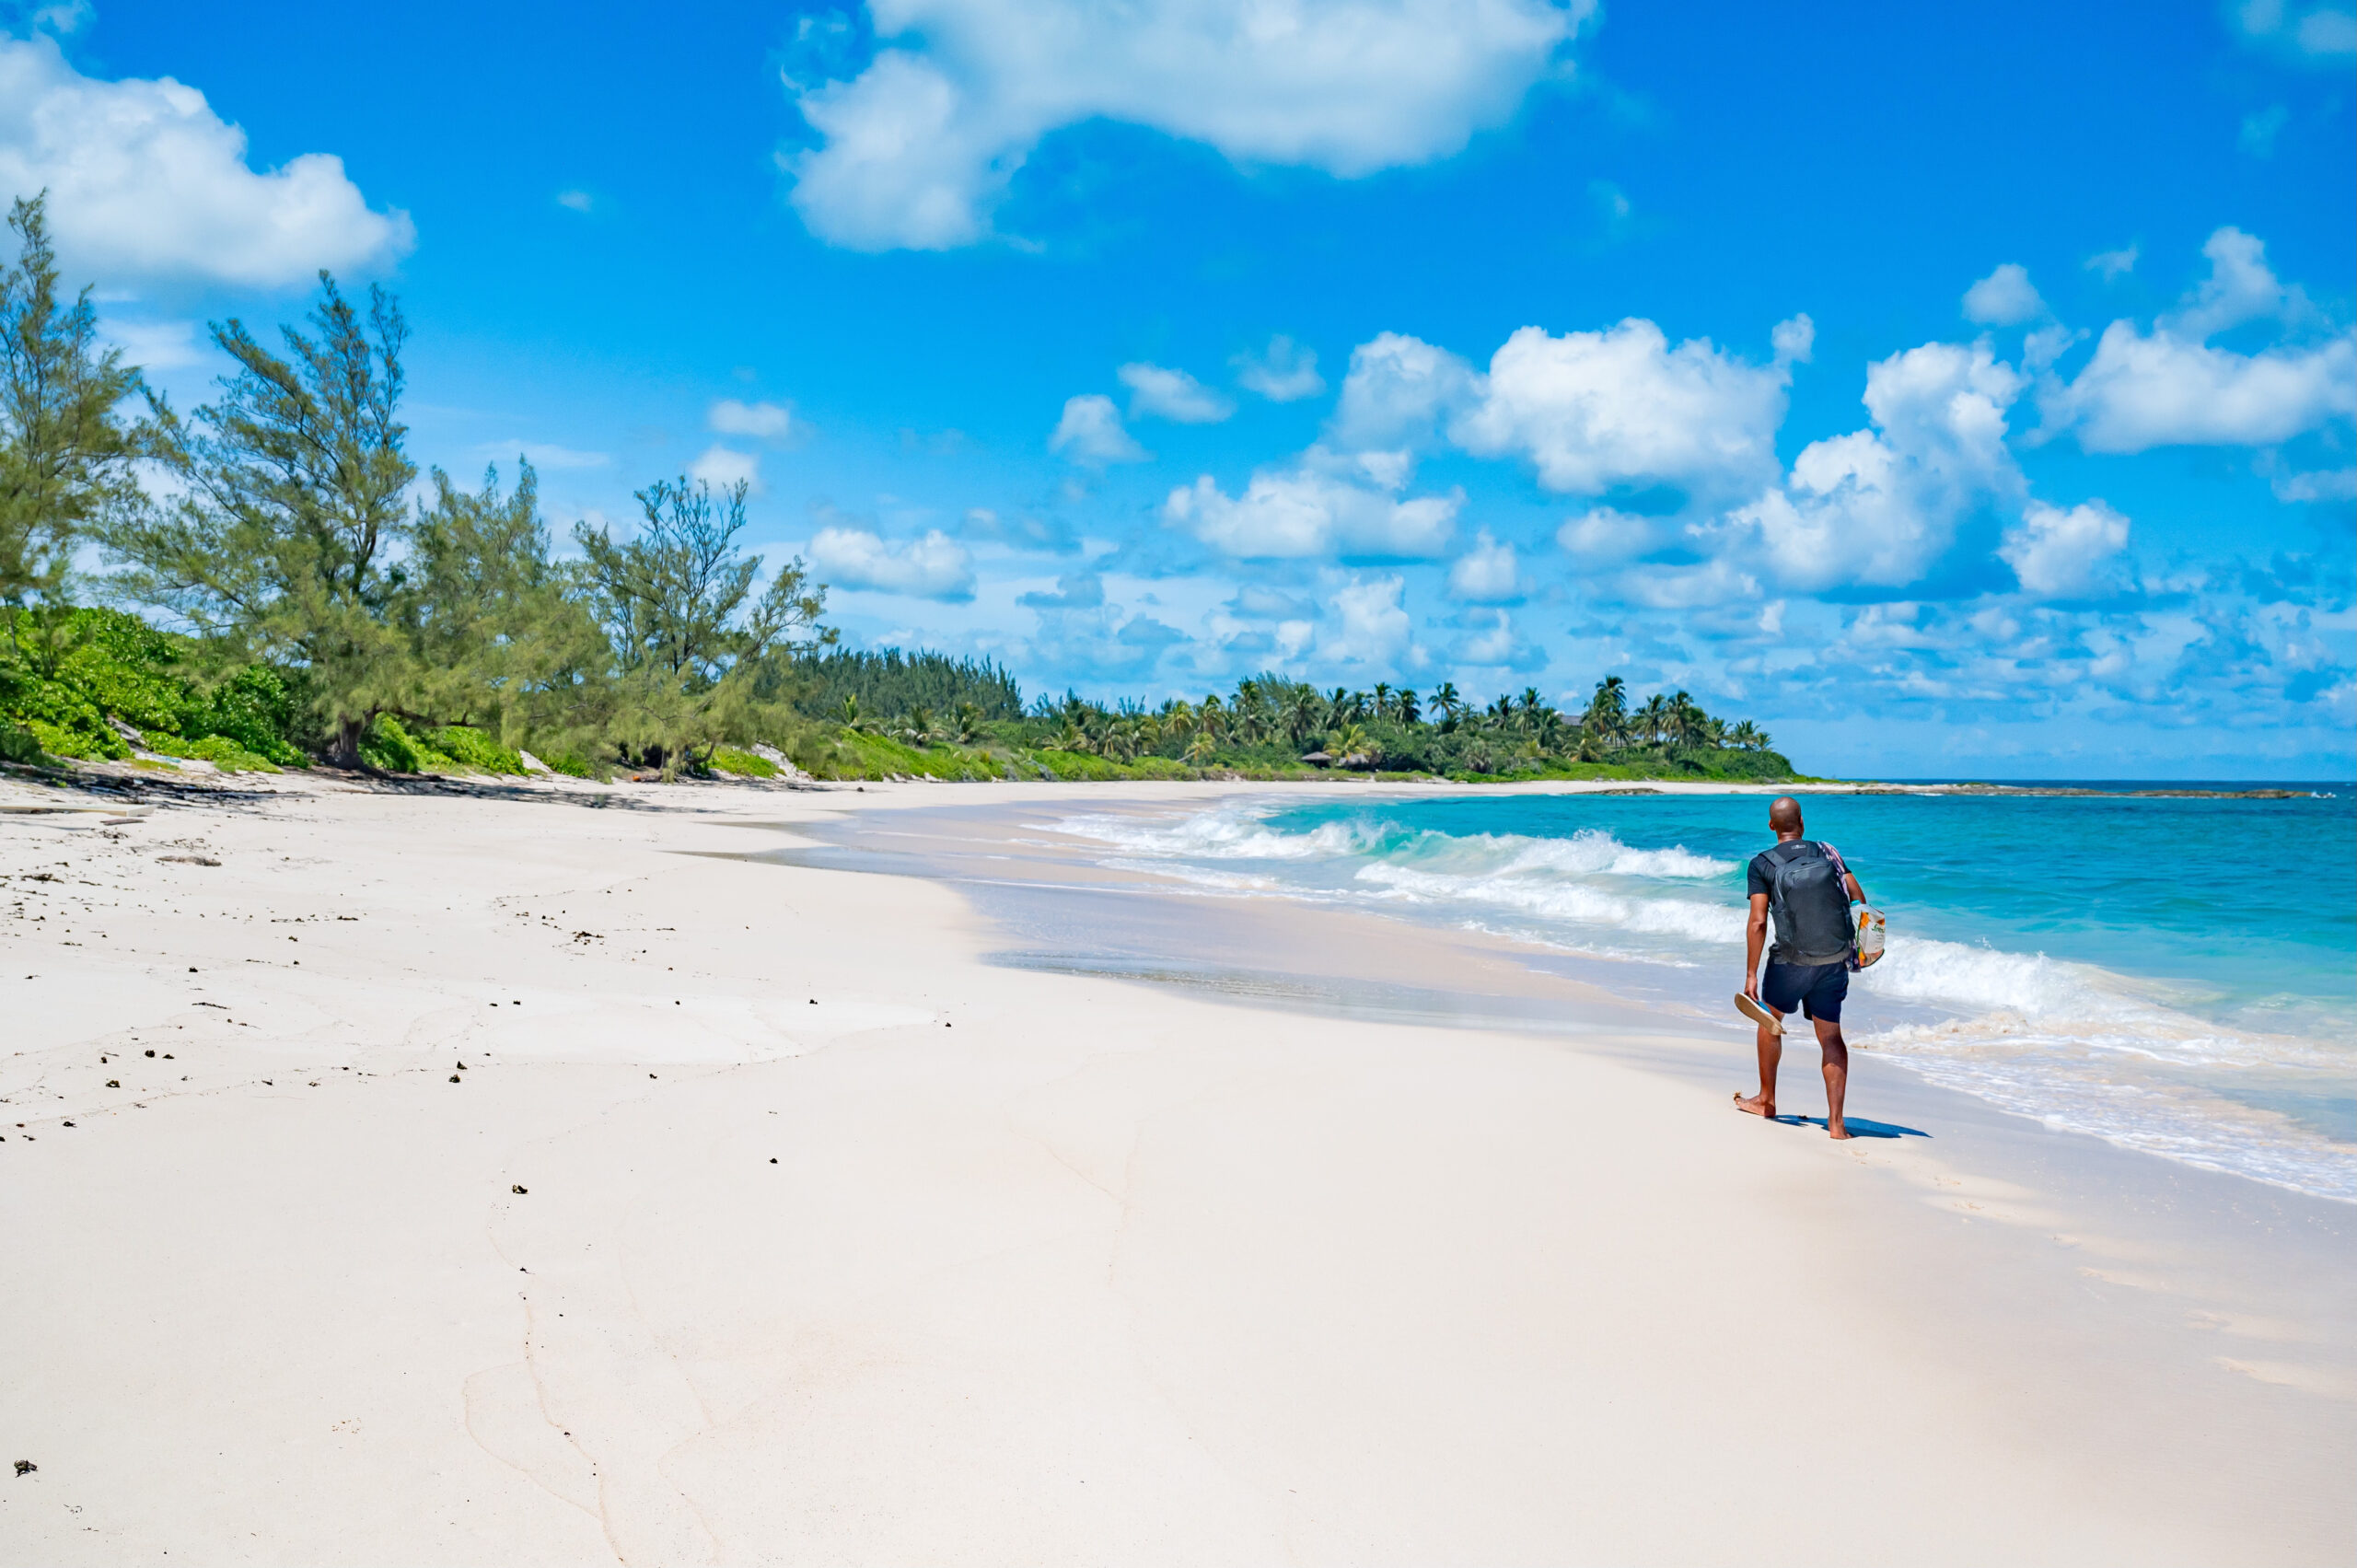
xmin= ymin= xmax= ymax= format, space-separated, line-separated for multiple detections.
xmin=6 ymin=0 xmax=2351 ymax=777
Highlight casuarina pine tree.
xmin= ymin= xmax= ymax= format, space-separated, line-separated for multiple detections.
xmin=109 ymin=273 xmax=416 ymax=765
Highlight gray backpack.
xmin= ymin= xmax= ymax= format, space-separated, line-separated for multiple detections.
xmin=1761 ymin=841 xmax=1854 ymax=965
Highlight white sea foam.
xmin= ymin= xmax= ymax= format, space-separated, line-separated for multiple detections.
xmin=1051 ymin=808 xmax=1387 ymax=862
xmin=1353 ymin=861 xmax=1743 ymax=947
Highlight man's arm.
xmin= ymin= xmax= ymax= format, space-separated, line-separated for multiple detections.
xmin=1743 ymin=892 xmax=1770 ymax=1000
xmin=1844 ymin=871 xmax=1866 ymax=903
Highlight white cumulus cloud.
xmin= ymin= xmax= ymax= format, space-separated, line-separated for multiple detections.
xmin=1446 ymin=528 xmax=1521 ymax=600
xmin=689 ymin=445 xmax=762 ymax=492
xmin=0 ymin=33 xmax=412 ymax=287
xmin=96 ymin=315 xmax=208 ymax=372
xmin=809 ymin=527 xmax=977 ymax=599
xmin=2085 ymin=244 xmax=2139 ymax=281
xmin=1330 ymin=330 xmax=1480 ymax=449
xmin=1449 ymin=317 xmax=1800 ymax=506
xmin=2232 ymin=0 xmax=2357 ymax=61
xmin=2039 ymin=228 xmax=2355 ymax=453
xmin=1234 ymin=333 xmax=1326 ymax=401
xmin=2000 ymin=499 xmax=2131 ymax=598
xmin=1724 ymin=339 xmax=2027 ymax=590
xmin=1555 ymin=506 xmax=1658 ymax=561
xmin=1319 ymin=573 xmax=1413 ymax=665
xmin=1771 ymin=314 xmax=1816 ymax=364
xmin=708 ymin=399 xmax=797 ymax=439
xmin=1614 ymin=557 xmax=1762 ymax=610
xmin=1450 ymin=608 xmax=1523 ymax=665
xmin=1119 ymin=362 xmax=1234 ymax=424
xmin=1049 ymin=393 xmax=1149 ymax=464
xmin=784 ymin=0 xmax=1594 ymax=250
xmin=1165 ymin=452 xmax=1460 ymax=559
xmin=2048 ymin=329 xmax=2353 ymax=452
xmin=1962 ymin=262 xmax=2045 ymax=326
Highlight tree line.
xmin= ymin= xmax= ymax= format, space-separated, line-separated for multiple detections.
xmin=2 ymin=194 xmax=830 ymax=774
xmin=2 ymin=192 xmax=1790 ymax=784
xmin=952 ymin=674 xmax=1780 ymax=777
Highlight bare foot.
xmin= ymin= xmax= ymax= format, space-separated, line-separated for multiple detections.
xmin=1827 ymin=1121 xmax=1853 ymax=1140
xmin=1732 ymin=1091 xmax=1775 ymax=1119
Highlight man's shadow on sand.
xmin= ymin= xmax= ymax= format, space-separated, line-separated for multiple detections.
xmin=1766 ymin=1114 xmax=1930 ymax=1139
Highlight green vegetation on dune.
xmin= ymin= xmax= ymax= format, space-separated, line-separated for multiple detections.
xmin=0 ymin=606 xmax=307 ymax=771
xmin=0 ymin=194 xmax=1802 ymax=790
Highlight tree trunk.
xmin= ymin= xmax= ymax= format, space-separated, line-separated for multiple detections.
xmin=329 ymin=715 xmax=366 ymax=770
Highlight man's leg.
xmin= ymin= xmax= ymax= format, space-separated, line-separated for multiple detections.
xmin=1733 ymin=1011 xmax=1784 ymax=1119
xmin=1815 ymin=1017 xmax=1852 ymax=1139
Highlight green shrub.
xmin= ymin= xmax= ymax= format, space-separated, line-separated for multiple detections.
xmin=0 ymin=719 xmax=49 ymax=765
xmin=191 ymin=666 xmax=307 ymax=766
xmin=708 ymin=746 xmax=780 ymax=778
xmin=0 ymin=609 xmax=314 ymax=767
xmin=52 ymin=610 xmax=197 ymax=736
xmin=542 ymin=752 xmax=595 ymax=778
xmin=1028 ymin=748 xmax=1127 ymax=782
xmin=818 ymin=729 xmax=986 ymax=781
xmin=145 ymin=733 xmax=280 ymax=773
xmin=357 ymin=714 xmax=443 ymax=773
xmin=428 ymin=725 xmax=527 ymax=774
xmin=0 ymin=658 xmax=124 ymax=759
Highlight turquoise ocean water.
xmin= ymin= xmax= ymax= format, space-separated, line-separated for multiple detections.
xmin=1053 ymin=786 xmax=2356 ymax=1201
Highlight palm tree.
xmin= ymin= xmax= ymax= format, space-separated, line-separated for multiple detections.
xmin=1395 ymin=687 xmax=1422 ymax=726
xmin=1637 ymin=692 xmax=1670 ymax=746
xmin=1666 ymin=690 xmax=1701 ymax=749
xmin=1584 ymin=675 xmax=1627 ymax=745
xmin=1518 ymin=687 xmax=1545 ymax=728
xmin=1287 ymin=687 xmax=1321 ymax=743
xmin=1371 ymin=682 xmax=1392 ymax=721
xmin=1185 ymin=730 xmax=1217 ymax=766
xmin=1333 ymin=722 xmax=1376 ymax=769
xmin=1430 ymin=681 xmax=1462 ymax=723
xmin=952 ymin=702 xmax=984 ymax=744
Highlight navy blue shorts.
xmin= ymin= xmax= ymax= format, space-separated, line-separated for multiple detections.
xmin=1761 ymin=959 xmax=1848 ymax=1023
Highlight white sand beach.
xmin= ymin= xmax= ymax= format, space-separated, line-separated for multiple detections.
xmin=2 ymin=772 xmax=2350 ymax=1565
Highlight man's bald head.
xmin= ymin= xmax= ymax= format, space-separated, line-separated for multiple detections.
xmin=1769 ymin=796 xmax=1804 ymax=833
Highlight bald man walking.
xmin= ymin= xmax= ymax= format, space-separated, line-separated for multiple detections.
xmin=1734 ymin=796 xmax=1864 ymax=1139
